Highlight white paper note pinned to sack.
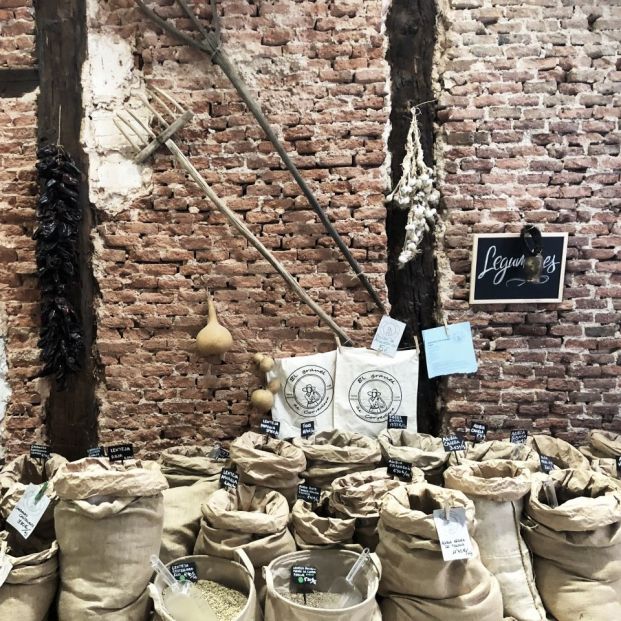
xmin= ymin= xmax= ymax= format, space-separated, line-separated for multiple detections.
xmin=6 ymin=483 xmax=51 ymax=540
xmin=422 ymin=321 xmax=478 ymax=378
xmin=432 ymin=507 xmax=474 ymax=561
xmin=370 ymin=316 xmax=407 ymax=357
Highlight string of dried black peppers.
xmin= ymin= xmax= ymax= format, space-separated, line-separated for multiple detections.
xmin=34 ymin=144 xmax=84 ymax=387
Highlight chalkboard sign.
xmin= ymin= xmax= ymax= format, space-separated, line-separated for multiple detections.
xmin=470 ymin=233 xmax=568 ymax=304
xmin=617 ymin=456 xmax=621 ymax=476
xmin=510 ymin=430 xmax=528 ymax=445
xmin=87 ymin=446 xmax=105 ymax=458
xmin=468 ymin=422 xmax=487 ymax=442
xmin=170 ymin=561 xmax=199 ymax=583
xmin=300 ymin=421 xmax=315 ymax=439
xmin=108 ymin=444 xmax=134 ymax=463
xmin=30 ymin=444 xmax=50 ymax=460
xmin=540 ymin=455 xmax=555 ymax=474
xmin=387 ymin=458 xmax=413 ymax=480
xmin=220 ymin=468 xmax=239 ymax=490
xmin=442 ymin=435 xmax=466 ymax=452
xmin=297 ymin=483 xmax=321 ymax=503
xmin=291 ymin=566 xmax=317 ymax=593
xmin=387 ymin=414 xmax=408 ymax=430
xmin=260 ymin=419 xmax=280 ymax=438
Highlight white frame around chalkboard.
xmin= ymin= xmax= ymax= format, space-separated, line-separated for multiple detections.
xmin=469 ymin=232 xmax=568 ymax=304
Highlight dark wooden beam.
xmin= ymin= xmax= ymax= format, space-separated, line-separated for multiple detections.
xmin=0 ymin=67 xmax=39 ymax=97
xmin=385 ymin=0 xmax=440 ymax=435
xmin=35 ymin=0 xmax=98 ymax=459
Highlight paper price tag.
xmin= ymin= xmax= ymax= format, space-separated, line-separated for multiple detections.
xmin=291 ymin=565 xmax=317 ymax=593
xmin=260 ymin=419 xmax=280 ymax=438
xmin=87 ymin=446 xmax=105 ymax=457
xmin=468 ymin=422 xmax=487 ymax=442
xmin=220 ymin=468 xmax=239 ymax=490
xmin=370 ymin=316 xmax=407 ymax=357
xmin=540 ymin=455 xmax=555 ymax=474
xmin=6 ymin=483 xmax=51 ymax=540
xmin=30 ymin=444 xmax=50 ymax=461
xmin=387 ymin=458 xmax=413 ymax=480
xmin=297 ymin=483 xmax=321 ymax=503
xmin=300 ymin=421 xmax=315 ymax=439
xmin=432 ymin=507 xmax=474 ymax=562
xmin=0 ymin=557 xmax=12 ymax=588
xmin=442 ymin=435 xmax=466 ymax=452
xmin=170 ymin=561 xmax=199 ymax=584
xmin=387 ymin=414 xmax=407 ymax=430
xmin=108 ymin=444 xmax=134 ymax=463
xmin=510 ymin=429 xmax=528 ymax=444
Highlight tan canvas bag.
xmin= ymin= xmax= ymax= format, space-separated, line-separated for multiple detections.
xmin=376 ymin=483 xmax=503 ymax=621
xmin=527 ymin=434 xmax=590 ymax=470
xmin=448 ymin=439 xmax=540 ymax=472
xmin=230 ymin=432 xmax=306 ymax=505
xmin=158 ymin=445 xmax=226 ymax=488
xmin=150 ymin=551 xmax=259 ymax=621
xmin=523 ymin=469 xmax=621 ymax=621
xmin=54 ymin=458 xmax=168 ymax=621
xmin=264 ymin=549 xmax=382 ymax=621
xmin=444 ymin=461 xmax=546 ymax=621
xmin=293 ymin=430 xmax=381 ymax=488
xmin=378 ymin=430 xmax=449 ymax=484
xmin=580 ymin=430 xmax=620 ymax=480
xmin=0 ymin=536 xmax=58 ymax=621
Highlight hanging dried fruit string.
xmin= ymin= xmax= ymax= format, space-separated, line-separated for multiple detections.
xmin=34 ymin=144 xmax=84 ymax=388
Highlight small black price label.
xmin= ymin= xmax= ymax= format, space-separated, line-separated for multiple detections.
xmin=170 ymin=561 xmax=199 ymax=584
xmin=616 ymin=456 xmax=621 ymax=476
xmin=300 ymin=421 xmax=315 ymax=439
xmin=218 ymin=446 xmax=230 ymax=460
xmin=30 ymin=444 xmax=50 ymax=460
xmin=108 ymin=444 xmax=134 ymax=463
xmin=540 ymin=454 xmax=555 ymax=474
xmin=87 ymin=446 xmax=105 ymax=458
xmin=469 ymin=422 xmax=487 ymax=442
xmin=291 ymin=565 xmax=317 ymax=593
xmin=510 ymin=429 xmax=528 ymax=445
xmin=297 ymin=483 xmax=321 ymax=503
xmin=387 ymin=458 xmax=413 ymax=480
xmin=220 ymin=468 xmax=239 ymax=490
xmin=387 ymin=415 xmax=408 ymax=430
xmin=260 ymin=419 xmax=280 ymax=438
xmin=442 ymin=435 xmax=466 ymax=452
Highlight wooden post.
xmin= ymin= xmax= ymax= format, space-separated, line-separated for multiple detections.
xmin=35 ymin=0 xmax=97 ymax=459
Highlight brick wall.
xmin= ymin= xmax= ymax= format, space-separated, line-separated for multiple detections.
xmin=0 ymin=1 xmax=42 ymax=452
xmin=436 ymin=0 xmax=621 ymax=441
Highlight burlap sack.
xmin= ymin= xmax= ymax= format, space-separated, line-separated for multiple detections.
xmin=378 ymin=430 xmax=449 ymax=485
xmin=580 ymin=430 xmax=620 ymax=480
xmin=230 ymin=432 xmax=306 ymax=505
xmin=0 ymin=453 xmax=67 ymax=556
xmin=149 ymin=551 xmax=259 ymax=621
xmin=264 ymin=549 xmax=382 ymax=621
xmin=527 ymin=434 xmax=590 ymax=470
xmin=54 ymin=458 xmax=168 ymax=621
xmin=0 ymin=535 xmax=58 ymax=621
xmin=194 ymin=484 xmax=296 ymax=594
xmin=160 ymin=478 xmax=220 ymax=564
xmin=158 ymin=445 xmax=226 ymax=488
xmin=444 ymin=461 xmax=546 ymax=621
xmin=448 ymin=439 xmax=540 ymax=472
xmin=329 ymin=467 xmax=421 ymax=551
xmin=291 ymin=493 xmax=361 ymax=551
xmin=293 ymin=430 xmax=381 ymax=488
xmin=376 ymin=483 xmax=503 ymax=621
xmin=523 ymin=468 xmax=621 ymax=621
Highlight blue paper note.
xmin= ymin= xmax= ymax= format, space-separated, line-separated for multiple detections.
xmin=422 ymin=322 xmax=478 ymax=378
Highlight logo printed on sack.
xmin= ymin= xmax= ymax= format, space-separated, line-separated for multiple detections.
xmin=285 ymin=365 xmax=334 ymax=418
xmin=348 ymin=370 xmax=402 ymax=422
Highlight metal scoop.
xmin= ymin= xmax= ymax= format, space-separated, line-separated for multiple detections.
xmin=327 ymin=548 xmax=371 ymax=608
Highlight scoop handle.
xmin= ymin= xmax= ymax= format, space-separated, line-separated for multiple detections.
xmin=345 ymin=548 xmax=370 ymax=584
xmin=543 ymin=479 xmax=559 ymax=508
xmin=150 ymin=555 xmax=180 ymax=592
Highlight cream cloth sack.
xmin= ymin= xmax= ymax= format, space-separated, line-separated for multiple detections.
xmin=334 ymin=347 xmax=418 ymax=437
xmin=158 ymin=445 xmax=226 ymax=488
xmin=376 ymin=483 xmax=503 ymax=621
xmin=53 ymin=458 xmax=168 ymax=621
xmin=523 ymin=468 xmax=621 ymax=621
xmin=444 ymin=461 xmax=546 ymax=621
xmin=580 ymin=430 xmax=621 ymax=480
xmin=527 ymin=434 xmax=590 ymax=470
xmin=266 ymin=350 xmax=336 ymax=438
xmin=447 ymin=439 xmax=540 ymax=472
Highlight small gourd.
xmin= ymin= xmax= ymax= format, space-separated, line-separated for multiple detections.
xmin=196 ymin=293 xmax=233 ymax=356
xmin=251 ymin=389 xmax=274 ymax=413
xmin=253 ymin=353 xmax=266 ymax=365
xmin=267 ymin=378 xmax=281 ymax=393
xmin=259 ymin=356 xmax=275 ymax=373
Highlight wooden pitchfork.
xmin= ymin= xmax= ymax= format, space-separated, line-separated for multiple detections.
xmin=114 ymin=86 xmax=353 ymax=345
xmin=134 ymin=0 xmax=387 ymax=315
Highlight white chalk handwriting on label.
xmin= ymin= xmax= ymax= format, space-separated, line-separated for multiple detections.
xmin=433 ymin=507 xmax=474 ymax=562
xmin=6 ymin=483 xmax=51 ymax=540
xmin=478 ymin=245 xmax=560 ymax=286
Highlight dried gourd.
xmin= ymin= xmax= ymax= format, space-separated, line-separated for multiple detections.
xmin=267 ymin=378 xmax=281 ymax=394
xmin=259 ymin=356 xmax=275 ymax=373
xmin=196 ymin=294 xmax=233 ymax=356
xmin=251 ymin=389 xmax=274 ymax=412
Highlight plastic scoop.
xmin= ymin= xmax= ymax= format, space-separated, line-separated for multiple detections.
xmin=150 ymin=556 xmax=217 ymax=621
xmin=328 ymin=548 xmax=371 ymax=608
xmin=543 ymin=478 xmax=559 ymax=508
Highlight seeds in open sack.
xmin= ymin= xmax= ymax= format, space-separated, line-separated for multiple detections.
xmin=194 ymin=580 xmax=247 ymax=621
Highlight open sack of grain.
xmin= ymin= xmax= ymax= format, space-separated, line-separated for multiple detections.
xmin=292 ymin=430 xmax=381 ymax=488
xmin=230 ymin=432 xmax=306 ymax=505
xmin=53 ymin=458 xmax=168 ymax=621
xmin=263 ymin=548 xmax=382 ymax=621
xmin=523 ymin=468 xmax=621 ymax=621
xmin=150 ymin=551 xmax=259 ymax=621
xmin=329 ymin=467 xmax=420 ymax=551
xmin=159 ymin=445 xmax=227 ymax=488
xmin=444 ymin=460 xmax=546 ymax=621
xmin=378 ymin=430 xmax=449 ymax=485
xmin=579 ymin=430 xmax=621 ymax=480
xmin=375 ymin=483 xmax=503 ymax=621
xmin=448 ymin=439 xmax=540 ymax=472
xmin=194 ymin=483 xmax=295 ymax=595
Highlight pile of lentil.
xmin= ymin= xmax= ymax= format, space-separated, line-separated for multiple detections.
xmin=193 ymin=580 xmax=247 ymax=621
